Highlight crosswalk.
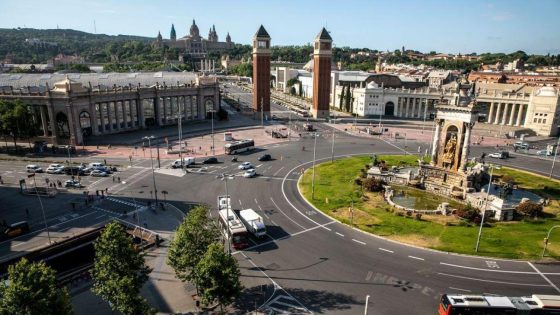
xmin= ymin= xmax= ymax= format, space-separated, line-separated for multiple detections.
xmin=106 ymin=197 xmax=143 ymax=209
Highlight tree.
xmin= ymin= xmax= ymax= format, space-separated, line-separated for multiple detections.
xmin=362 ymin=177 xmax=384 ymax=192
xmin=298 ymin=83 xmax=303 ymax=97
xmin=344 ymin=85 xmax=352 ymax=112
xmin=0 ymin=258 xmax=72 ymax=315
xmin=339 ymin=86 xmax=345 ymax=109
xmin=290 ymin=86 xmax=296 ymax=95
xmin=516 ymin=201 xmax=543 ymax=218
xmin=167 ymin=205 xmax=218 ymax=287
xmin=0 ymin=100 xmax=36 ymax=151
xmin=194 ymin=243 xmax=242 ymax=312
xmin=91 ymin=221 xmax=153 ymax=315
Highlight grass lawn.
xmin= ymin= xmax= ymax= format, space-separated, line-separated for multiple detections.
xmin=299 ymin=155 xmax=560 ymax=259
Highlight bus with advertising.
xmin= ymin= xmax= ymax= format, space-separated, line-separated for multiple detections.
xmin=217 ymin=195 xmax=249 ymax=250
xmin=224 ymin=139 xmax=255 ymax=155
xmin=439 ymin=294 xmax=560 ymax=315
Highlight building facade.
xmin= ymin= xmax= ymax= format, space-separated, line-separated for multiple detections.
xmin=154 ymin=20 xmax=234 ymax=60
xmin=0 ymin=72 xmax=220 ymax=145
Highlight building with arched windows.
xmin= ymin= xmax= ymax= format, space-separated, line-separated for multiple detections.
xmin=0 ymin=72 xmax=220 ymax=145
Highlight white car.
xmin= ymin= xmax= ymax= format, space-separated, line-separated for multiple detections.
xmin=26 ymin=165 xmax=43 ymax=173
xmin=243 ymin=169 xmax=256 ymax=178
xmin=46 ymin=166 xmax=64 ymax=174
xmin=64 ymin=179 xmax=82 ymax=188
xmin=488 ymin=152 xmax=503 ymax=159
xmin=238 ymin=162 xmax=253 ymax=170
xmin=48 ymin=163 xmax=65 ymax=169
xmin=90 ymin=170 xmax=108 ymax=177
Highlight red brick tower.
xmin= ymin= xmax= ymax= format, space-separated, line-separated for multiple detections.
xmin=252 ymin=25 xmax=271 ymax=119
xmin=312 ymin=27 xmax=332 ymax=119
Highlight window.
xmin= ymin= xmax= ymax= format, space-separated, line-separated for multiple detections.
xmin=258 ymin=40 xmax=268 ymax=48
xmin=543 ymin=119 xmax=547 ymax=124
xmin=538 ymin=119 xmax=542 ymax=123
xmin=534 ymin=118 xmax=538 ymax=123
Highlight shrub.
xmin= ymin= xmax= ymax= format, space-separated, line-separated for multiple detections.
xmin=415 ymin=213 xmax=422 ymax=220
xmin=406 ymin=210 xmax=413 ymax=217
xmin=516 ymin=201 xmax=543 ymax=218
xmin=362 ymin=177 xmax=384 ymax=192
xmin=354 ymin=178 xmax=363 ymax=186
xmin=455 ymin=207 xmax=480 ymax=222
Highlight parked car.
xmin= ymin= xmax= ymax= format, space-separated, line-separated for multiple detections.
xmin=90 ymin=170 xmax=108 ymax=177
xmin=238 ymin=162 xmax=253 ymax=170
xmin=1 ymin=221 xmax=30 ymax=239
xmin=64 ymin=179 xmax=82 ymax=188
xmin=258 ymin=154 xmax=271 ymax=161
xmin=26 ymin=165 xmax=43 ymax=173
xmin=537 ymin=150 xmax=549 ymax=156
xmin=488 ymin=152 xmax=503 ymax=159
xmin=203 ymin=157 xmax=218 ymax=164
xmin=243 ymin=169 xmax=257 ymax=178
xmin=46 ymin=166 xmax=64 ymax=174
xmin=48 ymin=163 xmax=65 ymax=169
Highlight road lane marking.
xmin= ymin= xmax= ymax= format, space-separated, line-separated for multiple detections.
xmin=270 ymin=197 xmax=306 ymax=229
xmin=95 ymin=214 xmax=106 ymax=219
xmin=437 ymin=272 xmax=551 ymax=287
xmin=528 ymin=262 xmax=560 ymax=293
xmin=440 ymin=262 xmax=560 ymax=275
xmin=408 ymin=255 xmax=425 ymax=261
xmin=254 ymin=198 xmax=258 ymax=205
xmin=272 ymin=166 xmax=285 ymax=176
xmin=352 ymin=239 xmax=366 ymax=245
xmin=335 ymin=232 xmax=344 ymax=237
xmin=449 ymin=287 xmax=471 ymax=292
xmin=379 ymin=248 xmax=394 ymax=253
xmin=365 ymin=271 xmax=373 ymax=281
xmin=239 ymin=199 xmax=243 ymax=207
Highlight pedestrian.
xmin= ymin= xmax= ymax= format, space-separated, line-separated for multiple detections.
xmin=104 ymin=159 xmax=107 ymax=165
xmin=105 ymin=187 xmax=109 ymax=193
xmin=96 ymin=190 xmax=99 ymax=196
xmin=143 ymin=220 xmax=147 ymax=229
xmin=117 ymin=176 xmax=120 ymax=182
xmin=25 ymin=208 xmax=29 ymax=217
xmin=112 ymin=176 xmax=115 ymax=182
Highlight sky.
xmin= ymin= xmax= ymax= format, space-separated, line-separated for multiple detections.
xmin=1 ymin=0 xmax=559 ymax=55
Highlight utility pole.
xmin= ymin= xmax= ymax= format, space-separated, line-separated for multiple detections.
xmin=208 ymin=109 xmax=216 ymax=156
xmin=178 ymin=103 xmax=184 ymax=171
xmin=144 ymin=136 xmax=159 ymax=209
xmin=331 ymin=128 xmax=335 ymax=163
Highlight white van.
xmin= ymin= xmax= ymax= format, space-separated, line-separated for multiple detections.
xmin=26 ymin=165 xmax=43 ymax=173
xmin=171 ymin=157 xmax=195 ymax=168
xmin=89 ymin=162 xmax=105 ymax=169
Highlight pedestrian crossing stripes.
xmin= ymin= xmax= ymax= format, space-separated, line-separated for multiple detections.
xmin=106 ymin=197 xmax=143 ymax=208
xmin=262 ymin=294 xmax=312 ymax=314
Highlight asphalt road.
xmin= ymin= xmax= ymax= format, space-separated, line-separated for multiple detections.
xmin=2 ymin=114 xmax=560 ymax=314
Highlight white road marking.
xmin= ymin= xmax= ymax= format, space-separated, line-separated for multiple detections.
xmin=486 ymin=261 xmax=500 ymax=269
xmin=449 ymin=287 xmax=471 ymax=292
xmin=408 ymin=255 xmax=425 ymax=261
xmin=378 ymin=248 xmax=394 ymax=253
xmin=254 ymin=198 xmax=259 ymax=205
xmin=270 ymin=197 xmax=306 ymax=229
xmin=95 ymin=214 xmax=107 ymax=219
xmin=335 ymin=232 xmax=344 ymax=237
xmin=239 ymin=199 xmax=243 ymax=207
xmin=437 ymin=272 xmax=551 ymax=287
xmin=440 ymin=262 xmax=560 ymax=275
xmin=256 ymin=164 xmax=263 ymax=168
xmin=272 ymin=166 xmax=285 ymax=176
xmin=352 ymin=239 xmax=366 ymax=245
xmin=365 ymin=271 xmax=373 ymax=281
xmin=528 ymin=262 xmax=560 ymax=293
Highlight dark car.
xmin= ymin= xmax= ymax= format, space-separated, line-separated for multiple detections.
xmin=2 ymin=221 xmax=30 ymax=239
xmin=258 ymin=154 xmax=271 ymax=161
xmin=203 ymin=157 xmax=218 ymax=164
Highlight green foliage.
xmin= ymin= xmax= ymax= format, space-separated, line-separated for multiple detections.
xmin=289 ymin=86 xmax=296 ymax=95
xmin=194 ymin=243 xmax=243 ymax=310
xmin=0 ymin=258 xmax=72 ymax=315
xmin=167 ymin=205 xmax=219 ymax=285
xmin=229 ymin=63 xmax=252 ymax=77
xmin=91 ymin=221 xmax=153 ymax=315
xmin=286 ymin=78 xmax=299 ymax=87
xmin=0 ymin=99 xmax=39 ymax=149
xmin=54 ymin=63 xmax=91 ymax=73
xmin=516 ymin=201 xmax=543 ymax=218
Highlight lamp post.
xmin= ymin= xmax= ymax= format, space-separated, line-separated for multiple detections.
xmin=29 ymin=174 xmax=51 ymax=244
xmin=177 ymin=103 xmax=184 ymax=171
xmin=64 ymin=145 xmax=72 ymax=167
xmin=541 ymin=225 xmax=560 ymax=259
xmin=208 ymin=109 xmax=216 ymax=156
xmin=475 ymin=164 xmax=497 ymax=252
xmin=331 ymin=128 xmax=335 ymax=163
xmin=549 ymin=136 xmax=560 ymax=178
xmin=143 ymin=136 xmax=159 ymax=209
xmin=311 ymin=132 xmax=318 ymax=199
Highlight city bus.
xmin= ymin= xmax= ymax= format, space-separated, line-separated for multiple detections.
xmin=439 ymin=294 xmax=560 ymax=315
xmin=224 ymin=139 xmax=255 ymax=155
xmin=217 ymin=196 xmax=249 ymax=250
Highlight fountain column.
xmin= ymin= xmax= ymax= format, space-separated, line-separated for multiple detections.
xmin=460 ymin=123 xmax=473 ymax=172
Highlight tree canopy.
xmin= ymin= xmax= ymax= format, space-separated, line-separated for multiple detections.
xmin=91 ymin=221 xmax=153 ymax=315
xmin=0 ymin=258 xmax=72 ymax=315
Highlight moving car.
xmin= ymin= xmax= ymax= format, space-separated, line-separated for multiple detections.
xmin=258 ymin=154 xmax=271 ymax=161
xmin=46 ymin=166 xmax=64 ymax=174
xmin=2 ymin=221 xmax=30 ymax=239
xmin=26 ymin=165 xmax=43 ymax=173
xmin=488 ymin=151 xmax=509 ymax=159
xmin=243 ymin=169 xmax=256 ymax=178
xmin=203 ymin=157 xmax=218 ymax=164
xmin=90 ymin=170 xmax=108 ymax=177
xmin=64 ymin=179 xmax=82 ymax=188
xmin=238 ymin=162 xmax=253 ymax=170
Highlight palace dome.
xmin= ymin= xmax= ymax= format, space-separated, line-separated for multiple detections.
xmin=189 ymin=19 xmax=199 ymax=37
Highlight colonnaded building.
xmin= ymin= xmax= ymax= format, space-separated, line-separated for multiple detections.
xmin=273 ymin=64 xmax=560 ymax=136
xmin=0 ymin=72 xmax=220 ymax=145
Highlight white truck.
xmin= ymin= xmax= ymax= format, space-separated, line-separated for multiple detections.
xmin=171 ymin=157 xmax=195 ymax=168
xmin=238 ymin=208 xmax=266 ymax=238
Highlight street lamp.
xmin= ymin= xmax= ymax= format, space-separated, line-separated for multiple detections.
xmin=311 ymin=132 xmax=318 ymax=199
xmin=143 ymin=136 xmax=159 ymax=209
xmin=541 ymin=225 xmax=560 ymax=259
xmin=176 ymin=103 xmax=184 ymax=171
xmin=28 ymin=173 xmax=51 ymax=244
xmin=208 ymin=109 xmax=217 ymax=156
xmin=475 ymin=164 xmax=499 ymax=252
xmin=217 ymin=173 xmax=234 ymax=254
xmin=64 ymin=145 xmax=73 ymax=167
xmin=331 ymin=128 xmax=335 ymax=163
xmin=549 ymin=136 xmax=560 ymax=178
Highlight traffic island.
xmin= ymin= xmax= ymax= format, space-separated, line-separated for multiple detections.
xmin=298 ymin=155 xmax=560 ymax=260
